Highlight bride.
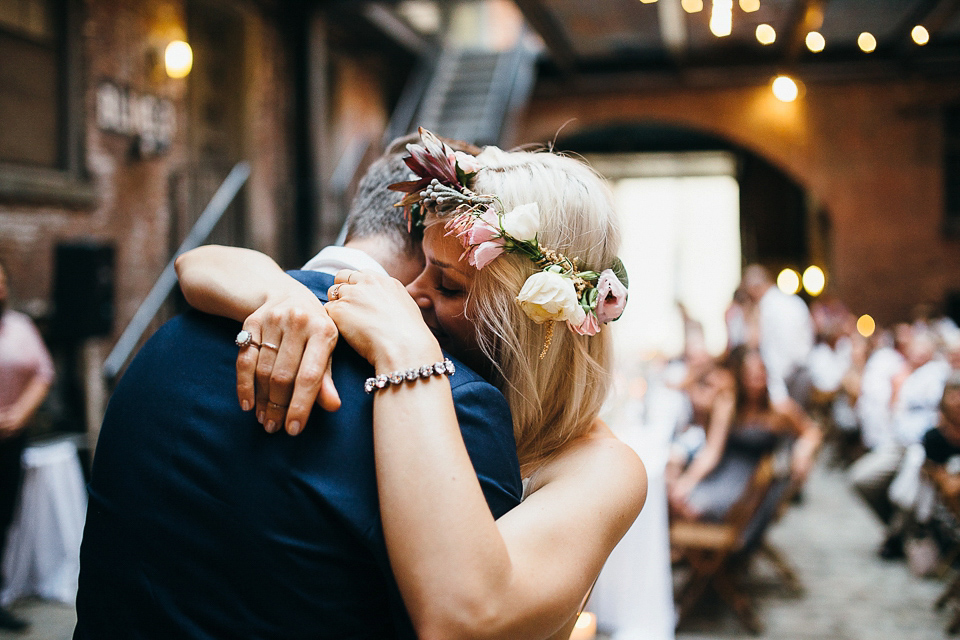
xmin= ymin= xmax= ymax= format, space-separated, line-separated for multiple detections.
xmin=178 ymin=130 xmax=646 ymax=639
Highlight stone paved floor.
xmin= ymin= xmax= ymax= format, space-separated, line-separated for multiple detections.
xmin=1 ymin=454 xmax=956 ymax=640
xmin=674 ymin=456 xmax=950 ymax=640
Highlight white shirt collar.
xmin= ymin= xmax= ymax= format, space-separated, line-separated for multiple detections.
xmin=300 ymin=246 xmax=388 ymax=277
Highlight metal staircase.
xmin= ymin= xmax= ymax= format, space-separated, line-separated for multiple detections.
xmin=403 ymin=40 xmax=538 ymax=147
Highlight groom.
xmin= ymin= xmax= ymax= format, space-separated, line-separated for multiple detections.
xmin=74 ymin=140 xmax=521 ymax=639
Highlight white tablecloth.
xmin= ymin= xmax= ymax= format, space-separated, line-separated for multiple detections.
xmin=589 ymin=386 xmax=680 ymax=640
xmin=1 ymin=439 xmax=87 ymax=606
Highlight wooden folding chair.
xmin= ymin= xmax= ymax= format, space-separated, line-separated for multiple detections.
xmin=670 ymin=454 xmax=777 ymax=635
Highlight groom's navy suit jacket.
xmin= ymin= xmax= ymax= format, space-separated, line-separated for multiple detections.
xmin=74 ymin=270 xmax=522 ymax=640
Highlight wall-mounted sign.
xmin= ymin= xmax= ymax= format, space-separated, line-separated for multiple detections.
xmin=95 ymin=81 xmax=175 ymax=157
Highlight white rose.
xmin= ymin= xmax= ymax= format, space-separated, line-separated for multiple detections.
xmin=516 ymin=271 xmax=584 ymax=325
xmin=501 ymin=202 xmax=540 ymax=242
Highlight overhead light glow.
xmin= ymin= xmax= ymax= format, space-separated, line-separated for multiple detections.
xmin=681 ymin=0 xmax=704 ymax=12
xmin=806 ymin=31 xmax=825 ymax=52
xmin=710 ymin=0 xmax=733 ymax=37
xmin=771 ymin=75 xmax=799 ymax=102
xmin=858 ymin=32 xmax=877 ymax=53
xmin=912 ymin=25 xmax=930 ymax=45
xmin=756 ymin=23 xmax=776 ymax=45
xmin=856 ymin=314 xmax=876 ymax=338
xmin=164 ymin=40 xmax=193 ymax=79
xmin=802 ymin=266 xmax=826 ymax=296
xmin=740 ymin=0 xmax=760 ymax=12
xmin=777 ymin=268 xmax=801 ymax=295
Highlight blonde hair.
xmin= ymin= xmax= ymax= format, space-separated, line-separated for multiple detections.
xmin=429 ymin=147 xmax=622 ymax=469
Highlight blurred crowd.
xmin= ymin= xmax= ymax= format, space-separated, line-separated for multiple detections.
xmin=664 ymin=262 xmax=960 ymax=580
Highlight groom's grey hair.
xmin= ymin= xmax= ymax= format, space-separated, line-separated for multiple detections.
xmin=344 ymin=133 xmax=482 ymax=257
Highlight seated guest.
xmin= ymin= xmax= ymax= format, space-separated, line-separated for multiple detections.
xmin=672 ymin=346 xmax=820 ymax=522
xmin=923 ymin=373 xmax=960 ymax=498
xmin=667 ymin=361 xmax=736 ymax=516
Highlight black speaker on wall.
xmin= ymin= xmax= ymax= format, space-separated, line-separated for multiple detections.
xmin=51 ymin=242 xmax=115 ymax=341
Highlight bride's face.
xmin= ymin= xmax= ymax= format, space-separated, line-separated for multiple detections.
xmin=406 ymin=224 xmax=485 ymax=370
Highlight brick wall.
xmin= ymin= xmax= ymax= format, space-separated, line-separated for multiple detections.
xmin=0 ymin=0 xmax=294 ymax=339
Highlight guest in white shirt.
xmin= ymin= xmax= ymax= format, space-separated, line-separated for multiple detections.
xmin=742 ymin=264 xmax=814 ymax=405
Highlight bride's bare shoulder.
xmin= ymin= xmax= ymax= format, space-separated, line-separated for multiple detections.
xmin=540 ymin=420 xmax=647 ymax=511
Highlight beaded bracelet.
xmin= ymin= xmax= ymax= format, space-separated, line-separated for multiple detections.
xmin=364 ymin=358 xmax=456 ymax=394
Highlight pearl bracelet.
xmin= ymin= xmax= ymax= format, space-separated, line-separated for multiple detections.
xmin=364 ymin=358 xmax=456 ymax=394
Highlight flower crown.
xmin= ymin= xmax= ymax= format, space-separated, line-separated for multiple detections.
xmin=389 ymin=128 xmax=628 ymax=346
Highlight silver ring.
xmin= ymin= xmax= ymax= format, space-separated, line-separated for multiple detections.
xmin=267 ymin=401 xmax=287 ymax=409
xmin=262 ymin=342 xmax=279 ymax=351
xmin=235 ymin=330 xmax=260 ymax=348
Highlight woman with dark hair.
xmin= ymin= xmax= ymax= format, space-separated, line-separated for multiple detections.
xmin=674 ymin=345 xmax=820 ymax=522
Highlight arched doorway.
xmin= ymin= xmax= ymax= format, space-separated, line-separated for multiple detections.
xmin=557 ymin=122 xmax=823 ymax=357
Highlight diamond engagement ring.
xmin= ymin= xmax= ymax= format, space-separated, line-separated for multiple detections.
xmin=329 ymin=283 xmax=344 ymax=301
xmin=235 ymin=330 xmax=259 ymax=348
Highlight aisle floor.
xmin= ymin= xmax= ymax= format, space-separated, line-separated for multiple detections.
xmin=675 ymin=456 xmax=951 ymax=639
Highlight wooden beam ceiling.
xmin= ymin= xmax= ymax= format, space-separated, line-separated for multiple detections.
xmin=511 ymin=0 xmax=577 ymax=73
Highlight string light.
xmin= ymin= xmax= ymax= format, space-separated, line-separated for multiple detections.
xmin=639 ymin=0 xmax=658 ymax=4
xmin=856 ymin=315 xmax=876 ymax=338
xmin=805 ymin=31 xmax=825 ymax=52
xmin=776 ymin=268 xmax=801 ymax=295
xmin=710 ymin=0 xmax=733 ymax=37
xmin=164 ymin=40 xmax=193 ymax=79
xmin=858 ymin=32 xmax=877 ymax=53
xmin=912 ymin=25 xmax=930 ymax=45
xmin=739 ymin=0 xmax=760 ymax=12
xmin=756 ymin=24 xmax=776 ymax=45
xmin=681 ymin=0 xmax=703 ymax=12
xmin=802 ymin=266 xmax=826 ymax=296
xmin=771 ymin=75 xmax=799 ymax=102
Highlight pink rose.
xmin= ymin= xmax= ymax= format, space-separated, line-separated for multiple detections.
xmin=595 ymin=269 xmax=628 ymax=323
xmin=454 ymin=151 xmax=482 ymax=175
xmin=469 ymin=241 xmax=505 ymax=269
xmin=464 ymin=207 xmax=501 ymax=245
xmin=571 ymin=312 xmax=600 ymax=336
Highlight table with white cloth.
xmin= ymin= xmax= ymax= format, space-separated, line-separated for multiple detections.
xmin=588 ymin=385 xmax=681 ymax=640
xmin=1 ymin=438 xmax=87 ymax=606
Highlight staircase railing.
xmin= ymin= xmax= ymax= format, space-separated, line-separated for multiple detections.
xmin=103 ymin=161 xmax=251 ymax=379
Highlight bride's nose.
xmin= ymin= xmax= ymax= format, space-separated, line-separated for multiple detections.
xmin=405 ymin=276 xmax=433 ymax=311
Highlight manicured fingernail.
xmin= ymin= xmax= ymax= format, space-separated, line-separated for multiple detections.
xmin=265 ymin=420 xmax=277 ymax=433
xmin=257 ymin=411 xmax=265 ymax=424
xmin=288 ymin=421 xmax=301 ymax=436
xmin=241 ymin=400 xmax=250 ymax=411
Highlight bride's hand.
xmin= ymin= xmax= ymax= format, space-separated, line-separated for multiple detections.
xmin=238 ymin=283 xmax=341 ymax=435
xmin=324 ymin=270 xmax=441 ymax=372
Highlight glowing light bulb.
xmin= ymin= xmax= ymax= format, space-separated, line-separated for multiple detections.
xmin=756 ymin=23 xmax=776 ymax=45
xmin=802 ymin=266 xmax=826 ymax=296
xmin=777 ymin=268 xmax=801 ymax=295
xmin=912 ymin=25 xmax=929 ymax=45
xmin=710 ymin=0 xmax=733 ymax=37
xmin=857 ymin=314 xmax=876 ymax=338
xmin=771 ymin=75 xmax=799 ymax=102
xmin=640 ymin=0 xmax=659 ymax=4
xmin=740 ymin=0 xmax=760 ymax=12
xmin=164 ymin=40 xmax=193 ymax=79
xmin=681 ymin=0 xmax=703 ymax=12
xmin=858 ymin=32 xmax=877 ymax=53
xmin=806 ymin=31 xmax=825 ymax=52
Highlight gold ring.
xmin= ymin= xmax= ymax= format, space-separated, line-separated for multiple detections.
xmin=262 ymin=342 xmax=279 ymax=350
xmin=330 ymin=283 xmax=344 ymax=301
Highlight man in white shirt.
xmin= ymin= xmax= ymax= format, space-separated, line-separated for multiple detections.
xmin=742 ymin=264 xmax=814 ymax=405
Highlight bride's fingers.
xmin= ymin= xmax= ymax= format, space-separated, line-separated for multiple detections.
xmin=285 ymin=343 xmax=339 ymax=436
xmin=262 ymin=340 xmax=301 ymax=434
xmin=236 ymin=319 xmax=262 ymax=412
xmin=254 ymin=327 xmax=283 ymax=429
